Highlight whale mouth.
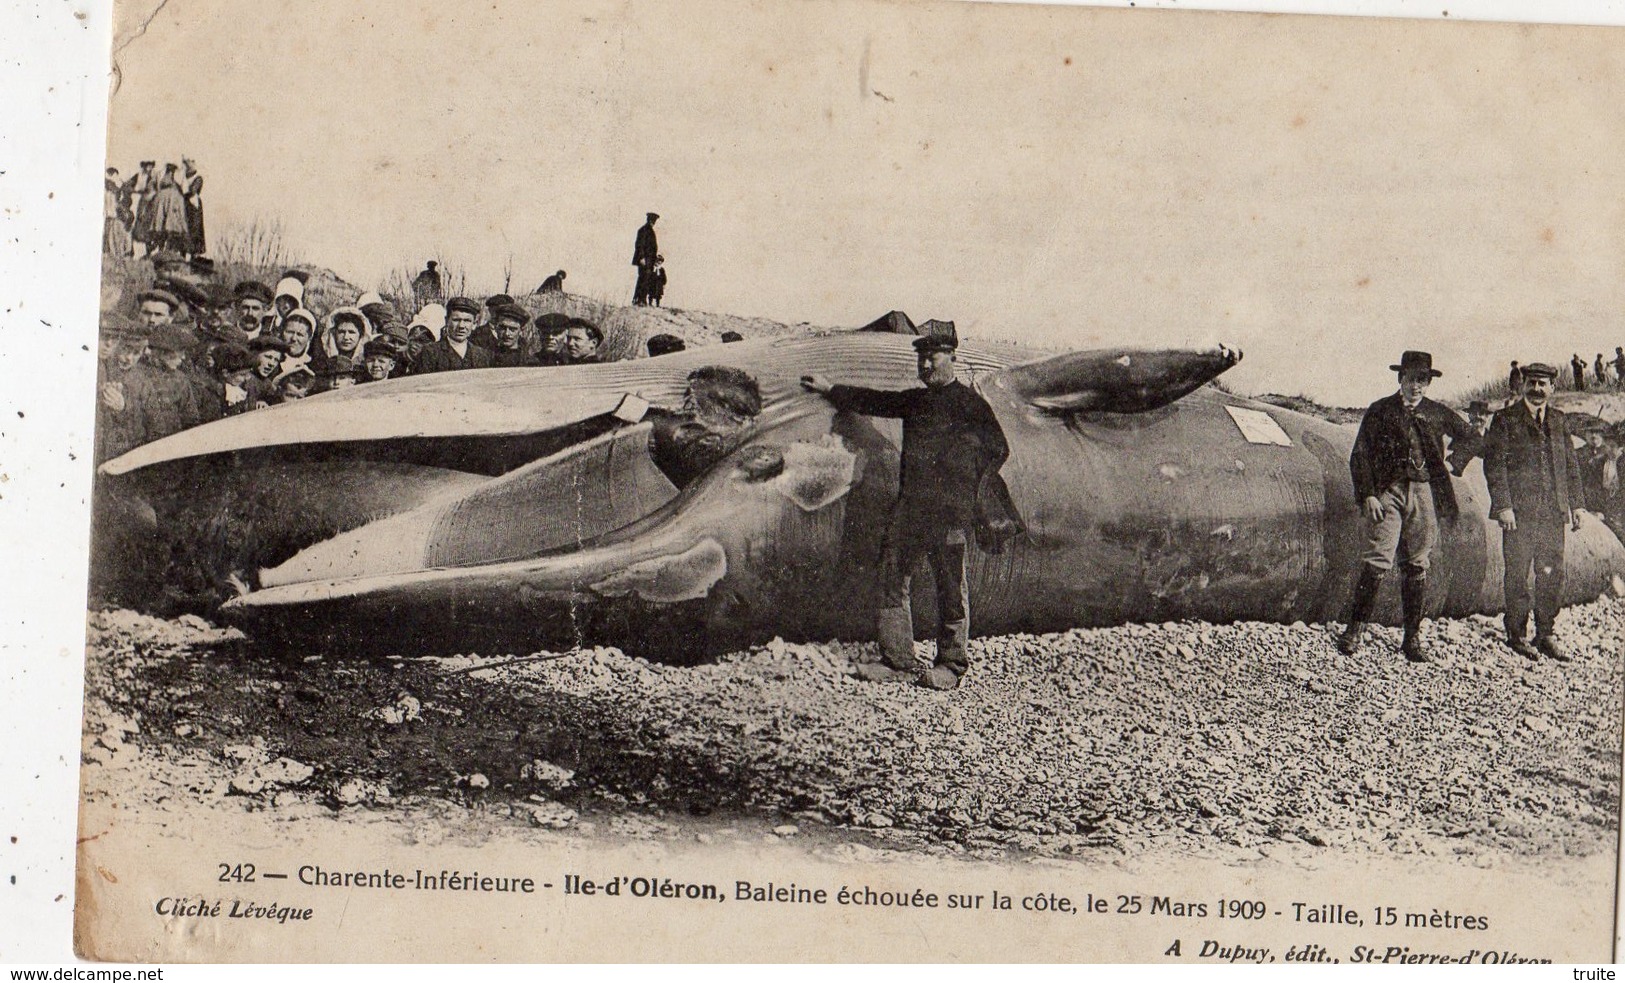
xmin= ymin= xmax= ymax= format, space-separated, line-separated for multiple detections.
xmin=223 ymin=395 xmax=857 ymax=619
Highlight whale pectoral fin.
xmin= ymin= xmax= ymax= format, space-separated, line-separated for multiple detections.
xmin=590 ymin=538 xmax=728 ymax=603
xmin=994 ymin=345 xmax=1243 ymax=414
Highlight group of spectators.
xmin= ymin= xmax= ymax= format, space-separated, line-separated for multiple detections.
xmin=1513 ymin=352 xmax=1625 ymax=393
xmin=104 ymin=159 xmax=205 ymax=259
xmin=94 ymin=251 xmax=702 ymax=464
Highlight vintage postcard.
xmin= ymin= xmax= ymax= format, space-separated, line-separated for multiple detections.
xmin=76 ymin=0 xmax=1623 ymax=963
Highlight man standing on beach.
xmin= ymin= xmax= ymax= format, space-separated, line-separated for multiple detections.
xmin=632 ymin=212 xmax=659 ymax=305
xmin=1340 ymin=351 xmax=1479 ymax=663
xmin=800 ymin=321 xmax=1013 ymax=690
xmin=1483 ymin=363 xmax=1584 ymax=661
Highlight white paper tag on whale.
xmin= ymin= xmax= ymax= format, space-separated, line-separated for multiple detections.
xmin=1225 ymin=405 xmax=1292 ymax=446
xmin=613 ymin=393 xmax=651 ymax=423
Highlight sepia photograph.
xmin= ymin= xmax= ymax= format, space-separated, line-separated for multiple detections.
xmin=56 ymin=0 xmax=1625 ymax=963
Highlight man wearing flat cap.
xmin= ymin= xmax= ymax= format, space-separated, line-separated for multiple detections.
xmin=1341 ymin=351 xmax=1479 ymax=663
xmin=135 ymin=287 xmax=181 ymax=330
xmin=632 ymin=212 xmax=659 ymax=306
xmin=801 ymin=320 xmax=1015 ymax=690
xmin=234 ymin=280 xmax=275 ymax=340
xmin=123 ymin=323 xmax=204 ymax=444
xmin=487 ymin=304 xmax=534 ymax=368
xmin=1483 ymin=361 xmax=1585 ymax=661
xmin=414 ymin=296 xmax=494 ymax=373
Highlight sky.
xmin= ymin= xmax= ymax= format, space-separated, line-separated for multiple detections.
xmin=105 ymin=0 xmax=1625 ymax=405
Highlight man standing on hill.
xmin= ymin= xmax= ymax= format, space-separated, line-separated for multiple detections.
xmin=412 ymin=261 xmax=443 ymax=306
xmin=1484 ymin=363 xmax=1584 ymax=661
xmin=1614 ymin=347 xmax=1625 ymax=388
xmin=1571 ymin=353 xmax=1586 ymax=391
xmin=1340 ymin=351 xmax=1479 ymax=663
xmin=800 ymin=321 xmax=1015 ymax=691
xmin=632 ymin=212 xmax=659 ymax=306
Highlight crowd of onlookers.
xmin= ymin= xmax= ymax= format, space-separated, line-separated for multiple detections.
xmin=105 ymin=159 xmax=206 ymax=259
xmin=94 ymin=251 xmax=721 ymax=465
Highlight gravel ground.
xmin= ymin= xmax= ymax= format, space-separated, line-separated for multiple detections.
xmin=81 ymin=596 xmax=1623 ymax=862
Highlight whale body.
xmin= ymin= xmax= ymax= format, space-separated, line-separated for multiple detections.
xmin=96 ymin=334 xmax=1625 ymax=656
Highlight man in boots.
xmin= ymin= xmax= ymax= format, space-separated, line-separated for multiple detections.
xmin=1341 ymin=351 xmax=1479 ymax=662
xmin=801 ymin=320 xmax=1013 ymax=690
xmin=1483 ymin=362 xmax=1584 ymax=661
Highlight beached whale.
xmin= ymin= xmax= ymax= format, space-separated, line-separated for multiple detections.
xmin=96 ymin=334 xmax=1625 ymax=655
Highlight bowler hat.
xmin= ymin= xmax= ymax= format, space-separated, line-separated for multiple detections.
xmin=445 ymin=296 xmax=481 ymax=317
xmin=234 ymin=280 xmax=275 ymax=305
xmin=1389 ymin=350 xmax=1442 ymax=378
xmin=1521 ymin=362 xmax=1558 ymax=380
xmin=913 ymin=318 xmax=959 ymax=355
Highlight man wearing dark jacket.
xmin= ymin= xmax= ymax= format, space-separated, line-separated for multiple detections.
xmin=801 ymin=321 xmax=1013 ymax=690
xmin=413 ymin=296 xmax=494 ymax=373
xmin=1483 ymin=362 xmax=1584 ymax=661
xmin=1340 ymin=351 xmax=1479 ymax=662
xmin=632 ymin=212 xmax=659 ymax=305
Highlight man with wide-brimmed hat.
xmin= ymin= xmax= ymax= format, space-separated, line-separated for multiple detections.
xmin=1340 ymin=350 xmax=1479 ymax=663
xmin=801 ymin=320 xmax=1016 ymax=690
xmin=1484 ymin=361 xmax=1585 ymax=661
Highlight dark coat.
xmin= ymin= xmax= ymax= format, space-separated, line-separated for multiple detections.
xmin=123 ymin=363 xmax=203 ymax=447
xmin=490 ymin=346 xmax=533 ymax=368
xmin=1484 ymin=401 xmax=1582 ymax=517
xmin=633 ymin=222 xmax=658 ymax=267
xmin=413 ymin=337 xmax=495 ymax=374
xmin=827 ymin=379 xmax=1012 ymax=534
xmin=1349 ymin=392 xmax=1476 ymax=520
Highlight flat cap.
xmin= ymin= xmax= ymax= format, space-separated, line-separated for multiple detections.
xmin=147 ymin=323 xmax=198 ymax=353
xmin=445 ymin=296 xmax=481 ymax=317
xmin=248 ymin=334 xmax=291 ymax=354
xmin=234 ymin=280 xmax=275 ymax=305
xmin=215 ymin=344 xmax=260 ymax=373
xmin=134 ymin=287 xmax=182 ymax=312
xmin=491 ymin=303 xmax=530 ymax=326
xmin=913 ymin=318 xmax=958 ymax=354
xmin=1521 ymin=362 xmax=1558 ymax=380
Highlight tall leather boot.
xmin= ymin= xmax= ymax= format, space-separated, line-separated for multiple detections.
xmin=1400 ymin=568 xmax=1431 ymax=663
xmin=1337 ymin=564 xmax=1384 ymax=654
